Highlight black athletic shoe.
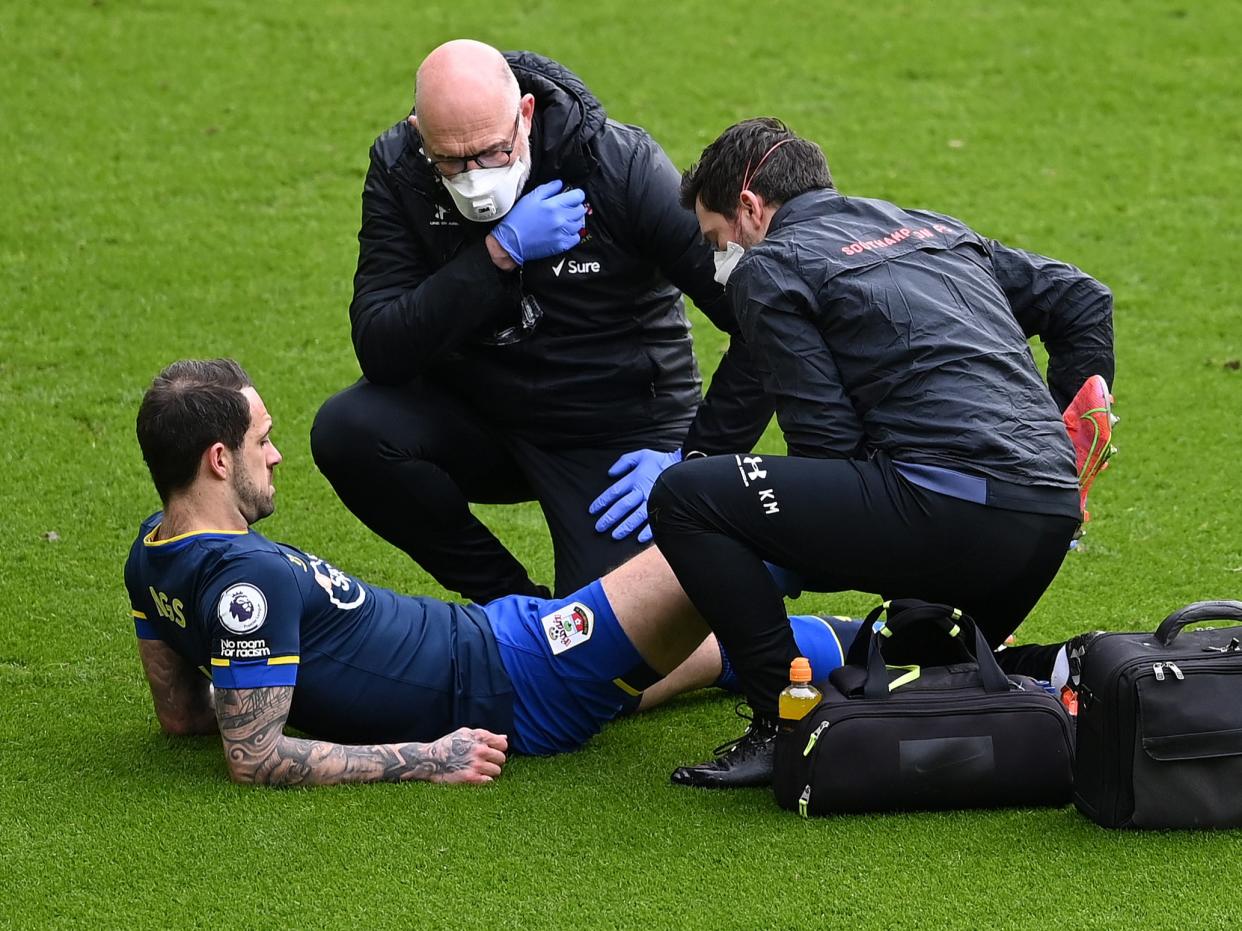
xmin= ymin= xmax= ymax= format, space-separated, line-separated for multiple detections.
xmin=1067 ymin=630 xmax=1107 ymax=688
xmin=670 ymin=706 xmax=778 ymax=789
xmin=1050 ymin=629 xmax=1106 ymax=691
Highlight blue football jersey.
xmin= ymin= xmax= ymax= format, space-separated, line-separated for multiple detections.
xmin=124 ymin=513 xmax=515 ymax=743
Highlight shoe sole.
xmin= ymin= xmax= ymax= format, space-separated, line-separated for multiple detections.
xmin=1064 ymin=375 xmax=1117 ymax=520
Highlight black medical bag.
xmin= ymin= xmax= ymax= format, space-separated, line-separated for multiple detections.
xmin=773 ymin=600 xmax=1074 ymax=816
xmin=1071 ymin=600 xmax=1242 ymax=829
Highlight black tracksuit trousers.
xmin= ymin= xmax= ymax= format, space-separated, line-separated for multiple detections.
xmin=649 ymin=452 xmax=1080 ymax=719
xmin=311 ymin=379 xmax=676 ymax=603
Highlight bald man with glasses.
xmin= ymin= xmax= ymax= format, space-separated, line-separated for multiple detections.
xmin=312 ymin=40 xmax=771 ymax=605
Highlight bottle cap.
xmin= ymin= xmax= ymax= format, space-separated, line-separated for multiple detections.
xmin=789 ymin=656 xmax=812 ymax=683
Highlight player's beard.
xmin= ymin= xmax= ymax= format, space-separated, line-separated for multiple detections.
xmin=232 ymin=467 xmax=275 ymax=525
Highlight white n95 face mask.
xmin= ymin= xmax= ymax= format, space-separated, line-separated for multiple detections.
xmin=712 ymin=241 xmax=745 ymax=286
xmin=442 ymin=157 xmax=529 ymax=223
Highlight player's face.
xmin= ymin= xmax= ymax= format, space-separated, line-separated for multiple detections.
xmin=232 ymin=387 xmax=281 ymax=525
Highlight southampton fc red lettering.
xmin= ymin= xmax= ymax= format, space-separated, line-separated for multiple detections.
xmin=840 ymin=223 xmax=955 ymax=256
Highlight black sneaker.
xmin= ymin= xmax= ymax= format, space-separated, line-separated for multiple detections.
xmin=670 ymin=706 xmax=778 ymax=789
xmin=1066 ymin=630 xmax=1106 ymax=688
xmin=1050 ymin=629 xmax=1106 ymax=691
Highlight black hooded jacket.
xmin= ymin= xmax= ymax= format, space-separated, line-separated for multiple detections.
xmin=730 ymin=188 xmax=1114 ymax=498
xmin=349 ymin=51 xmax=770 ymax=450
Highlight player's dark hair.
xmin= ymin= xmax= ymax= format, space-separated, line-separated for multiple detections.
xmin=136 ymin=359 xmax=253 ymax=503
xmin=679 ymin=117 xmax=833 ymax=218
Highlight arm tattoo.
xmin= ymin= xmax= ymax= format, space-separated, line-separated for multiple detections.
xmin=138 ymin=640 xmax=217 ymax=736
xmin=215 ymin=688 xmax=483 ymax=787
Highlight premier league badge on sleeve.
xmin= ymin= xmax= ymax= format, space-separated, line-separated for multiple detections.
xmin=540 ymin=602 xmax=594 ymax=655
xmin=217 ymin=584 xmax=268 ymax=635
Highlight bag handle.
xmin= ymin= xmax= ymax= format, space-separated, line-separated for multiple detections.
xmin=845 ymin=598 xmax=970 ymax=667
xmin=865 ymin=599 xmax=964 ymax=638
xmin=863 ymin=602 xmax=1012 ymax=699
xmin=1154 ymin=600 xmax=1242 ymax=646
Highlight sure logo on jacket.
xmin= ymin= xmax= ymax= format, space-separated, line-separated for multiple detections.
xmin=551 ymin=257 xmax=603 ymax=277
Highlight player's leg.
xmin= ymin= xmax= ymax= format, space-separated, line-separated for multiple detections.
xmin=635 ymin=636 xmax=721 ymax=711
xmin=484 ymin=545 xmax=863 ymax=754
xmin=482 ymin=554 xmax=701 ymax=756
xmin=311 ymin=379 xmax=545 ymax=602
xmin=581 ymin=532 xmax=859 ymax=679
xmin=597 ymin=546 xmax=709 ymax=674
xmin=637 ymin=613 xmax=861 ymax=711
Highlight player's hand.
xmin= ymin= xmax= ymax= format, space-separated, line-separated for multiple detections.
xmin=490 ymin=180 xmax=587 ymax=265
xmin=427 ymin=727 xmax=508 ymax=785
xmin=589 ymin=449 xmax=682 ymax=543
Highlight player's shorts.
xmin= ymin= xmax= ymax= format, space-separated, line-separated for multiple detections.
xmin=483 ymin=580 xmax=650 ymax=756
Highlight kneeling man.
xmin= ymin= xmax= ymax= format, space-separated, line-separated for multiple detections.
xmin=650 ymin=118 xmax=1115 ymax=787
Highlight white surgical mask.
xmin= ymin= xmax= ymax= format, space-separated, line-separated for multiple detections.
xmin=712 ymin=241 xmax=745 ymax=286
xmin=442 ymin=156 xmax=529 ymax=223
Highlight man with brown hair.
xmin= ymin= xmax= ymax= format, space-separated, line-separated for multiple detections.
xmin=127 ymin=359 xmax=851 ymax=786
xmin=650 ymin=118 xmax=1114 ymax=787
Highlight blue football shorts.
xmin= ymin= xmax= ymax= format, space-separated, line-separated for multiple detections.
xmin=483 ymin=580 xmax=647 ymax=755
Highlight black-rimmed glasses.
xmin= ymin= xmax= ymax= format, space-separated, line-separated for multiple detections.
xmin=422 ymin=112 xmax=521 ymax=178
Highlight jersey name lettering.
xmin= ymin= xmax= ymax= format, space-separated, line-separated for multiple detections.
xmin=148 ymin=586 xmax=186 ymax=627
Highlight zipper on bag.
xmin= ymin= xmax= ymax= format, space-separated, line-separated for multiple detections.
xmin=803 ymin=720 xmax=830 ymax=757
xmin=807 ymin=694 xmax=1073 ymax=747
xmin=1151 ymin=659 xmax=1218 ymax=684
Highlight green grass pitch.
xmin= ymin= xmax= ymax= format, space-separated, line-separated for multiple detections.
xmin=2 ymin=0 xmax=1241 ymax=927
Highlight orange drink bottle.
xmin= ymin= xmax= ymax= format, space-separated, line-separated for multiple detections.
xmin=778 ymin=656 xmax=822 ymax=725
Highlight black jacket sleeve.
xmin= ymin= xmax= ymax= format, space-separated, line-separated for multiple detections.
xmin=348 ymin=149 xmax=520 ymax=385
xmin=681 ymin=337 xmax=774 ymax=456
xmin=732 ymin=249 xmax=865 ymax=459
xmin=621 ymin=137 xmax=773 ymax=453
xmin=987 ymin=241 xmax=1115 ymax=410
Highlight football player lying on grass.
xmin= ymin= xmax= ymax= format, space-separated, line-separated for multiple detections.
xmin=126 ymin=359 xmax=858 ymax=786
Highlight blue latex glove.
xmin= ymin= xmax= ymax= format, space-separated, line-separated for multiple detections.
xmin=589 ymin=449 xmax=682 ymax=543
xmin=490 ymin=180 xmax=587 ymax=265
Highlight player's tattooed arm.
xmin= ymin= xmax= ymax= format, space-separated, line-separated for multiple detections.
xmin=137 ymin=639 xmax=218 ymax=736
xmin=214 ymin=687 xmax=509 ymax=787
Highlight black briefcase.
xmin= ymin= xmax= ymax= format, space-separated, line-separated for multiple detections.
xmin=1072 ymin=600 xmax=1242 ymax=829
xmin=773 ymin=601 xmax=1075 ymax=816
